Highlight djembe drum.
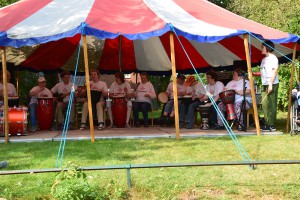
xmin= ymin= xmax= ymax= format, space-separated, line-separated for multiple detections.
xmin=37 ymin=97 xmax=54 ymax=130
xmin=219 ymin=90 xmax=236 ymax=120
xmin=199 ymin=105 xmax=211 ymax=130
xmin=112 ymin=97 xmax=127 ymax=128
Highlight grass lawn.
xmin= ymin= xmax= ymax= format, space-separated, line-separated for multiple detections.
xmin=0 ymin=111 xmax=299 ymax=199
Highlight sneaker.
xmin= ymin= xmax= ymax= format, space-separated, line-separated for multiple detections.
xmin=98 ymin=123 xmax=104 ymax=130
xmin=270 ymin=126 xmax=276 ymax=132
xmin=238 ymin=125 xmax=243 ymax=131
xmin=261 ymin=125 xmax=271 ymax=132
xmin=0 ymin=161 xmax=8 ymax=169
xmin=50 ymin=125 xmax=56 ymax=131
xmin=212 ymin=125 xmax=225 ymax=130
xmin=108 ymin=124 xmax=115 ymax=128
xmin=68 ymin=123 xmax=74 ymax=130
xmin=57 ymin=123 xmax=63 ymax=130
xmin=125 ymin=123 xmax=131 ymax=128
xmin=30 ymin=126 xmax=37 ymax=132
xmin=80 ymin=123 xmax=87 ymax=130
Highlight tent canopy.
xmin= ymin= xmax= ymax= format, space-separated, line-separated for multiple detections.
xmin=0 ymin=0 xmax=299 ymax=74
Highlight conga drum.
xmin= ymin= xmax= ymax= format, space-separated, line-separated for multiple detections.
xmin=8 ymin=97 xmax=19 ymax=107
xmin=0 ymin=106 xmax=28 ymax=136
xmin=219 ymin=90 xmax=236 ymax=120
xmin=112 ymin=97 xmax=127 ymax=128
xmin=37 ymin=97 xmax=54 ymax=130
xmin=158 ymin=92 xmax=168 ymax=104
xmin=199 ymin=105 xmax=211 ymax=130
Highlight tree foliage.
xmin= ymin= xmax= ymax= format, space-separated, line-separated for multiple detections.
xmin=227 ymin=0 xmax=300 ymax=35
xmin=0 ymin=0 xmax=19 ymax=8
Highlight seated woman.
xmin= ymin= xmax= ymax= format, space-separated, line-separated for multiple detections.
xmin=214 ymin=68 xmax=252 ymax=131
xmin=201 ymin=71 xmax=224 ymax=129
xmin=107 ymin=72 xmax=133 ymax=128
xmin=160 ymin=74 xmax=187 ymax=126
xmin=133 ymin=72 xmax=156 ymax=127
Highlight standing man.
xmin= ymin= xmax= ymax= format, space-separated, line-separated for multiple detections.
xmin=260 ymin=40 xmax=279 ymax=131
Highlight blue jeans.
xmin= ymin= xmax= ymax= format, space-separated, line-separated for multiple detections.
xmin=29 ymin=103 xmax=37 ymax=127
xmin=187 ymin=100 xmax=204 ymax=128
xmin=133 ymin=102 xmax=151 ymax=125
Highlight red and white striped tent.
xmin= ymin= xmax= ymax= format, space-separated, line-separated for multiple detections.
xmin=1 ymin=0 xmax=299 ymax=140
xmin=0 ymin=0 xmax=299 ymax=73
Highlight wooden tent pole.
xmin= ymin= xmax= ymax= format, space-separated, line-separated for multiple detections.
xmin=243 ymin=35 xmax=261 ymax=135
xmin=82 ymin=35 xmax=95 ymax=142
xmin=170 ymin=32 xmax=180 ymax=140
xmin=1 ymin=46 xmax=9 ymax=143
xmin=286 ymin=42 xmax=298 ymax=132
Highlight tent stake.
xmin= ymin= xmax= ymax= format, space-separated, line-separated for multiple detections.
xmin=1 ymin=46 xmax=9 ymax=143
xmin=82 ymin=35 xmax=95 ymax=142
xmin=286 ymin=42 xmax=298 ymax=132
xmin=170 ymin=32 xmax=180 ymax=140
xmin=243 ymin=35 xmax=260 ymax=135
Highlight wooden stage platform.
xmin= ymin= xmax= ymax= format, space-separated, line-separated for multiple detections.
xmin=0 ymin=126 xmax=283 ymax=143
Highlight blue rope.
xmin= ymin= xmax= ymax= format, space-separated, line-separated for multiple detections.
xmin=55 ymin=37 xmax=82 ymax=167
xmin=169 ymin=24 xmax=251 ymax=162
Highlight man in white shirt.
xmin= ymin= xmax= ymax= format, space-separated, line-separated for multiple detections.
xmin=260 ymin=40 xmax=279 ymax=132
xmin=80 ymin=69 xmax=108 ymax=130
xmin=133 ymin=72 xmax=156 ymax=127
xmin=51 ymin=71 xmax=77 ymax=130
xmin=28 ymin=77 xmax=53 ymax=132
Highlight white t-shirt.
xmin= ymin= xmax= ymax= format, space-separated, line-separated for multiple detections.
xmin=135 ymin=82 xmax=156 ymax=104
xmin=260 ymin=53 xmax=279 ymax=85
xmin=0 ymin=83 xmax=17 ymax=97
xmin=225 ymin=79 xmax=252 ymax=103
xmin=205 ymin=81 xmax=224 ymax=98
xmin=109 ymin=81 xmax=132 ymax=98
xmin=90 ymin=80 xmax=108 ymax=93
xmin=29 ymin=86 xmax=52 ymax=105
xmin=166 ymin=82 xmax=187 ymax=99
xmin=51 ymin=82 xmax=77 ymax=103
xmin=193 ymin=82 xmax=206 ymax=98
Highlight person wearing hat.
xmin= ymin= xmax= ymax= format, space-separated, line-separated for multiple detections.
xmin=28 ymin=76 xmax=53 ymax=132
xmin=160 ymin=74 xmax=187 ymax=126
xmin=180 ymin=75 xmax=206 ymax=129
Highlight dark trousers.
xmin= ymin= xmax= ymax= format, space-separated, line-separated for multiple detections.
xmin=133 ymin=102 xmax=151 ymax=125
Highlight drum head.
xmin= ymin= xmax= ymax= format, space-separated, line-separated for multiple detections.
xmin=158 ymin=92 xmax=168 ymax=103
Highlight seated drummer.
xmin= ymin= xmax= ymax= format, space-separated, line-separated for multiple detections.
xmin=0 ymin=70 xmax=17 ymax=105
xmin=180 ymin=75 xmax=206 ymax=129
xmin=51 ymin=71 xmax=77 ymax=130
xmin=28 ymin=77 xmax=53 ymax=132
xmin=133 ymin=72 xmax=156 ymax=127
xmin=80 ymin=69 xmax=108 ymax=130
xmin=160 ymin=74 xmax=187 ymax=126
xmin=201 ymin=71 xmax=224 ymax=129
xmin=214 ymin=68 xmax=252 ymax=130
xmin=107 ymin=72 xmax=133 ymax=128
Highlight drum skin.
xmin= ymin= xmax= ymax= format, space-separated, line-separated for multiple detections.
xmin=158 ymin=92 xmax=168 ymax=104
xmin=112 ymin=98 xmax=127 ymax=128
xmin=0 ymin=106 xmax=28 ymax=135
xmin=37 ymin=98 xmax=54 ymax=130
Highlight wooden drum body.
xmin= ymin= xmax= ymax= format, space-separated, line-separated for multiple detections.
xmin=0 ymin=106 xmax=28 ymax=136
xmin=199 ymin=105 xmax=211 ymax=129
xmin=219 ymin=90 xmax=236 ymax=120
xmin=112 ymin=98 xmax=127 ymax=128
xmin=37 ymin=98 xmax=54 ymax=130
